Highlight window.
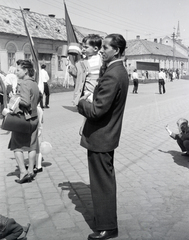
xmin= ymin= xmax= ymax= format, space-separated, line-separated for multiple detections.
xmin=23 ymin=45 xmax=31 ymax=61
xmin=57 ymin=46 xmax=64 ymax=71
xmin=8 ymin=52 xmax=15 ymax=68
xmin=7 ymin=43 xmax=17 ymax=68
xmin=24 ymin=53 xmax=31 ymax=60
xmin=58 ymin=56 xmax=63 ymax=71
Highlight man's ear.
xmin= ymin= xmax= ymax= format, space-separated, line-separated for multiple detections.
xmin=114 ymin=47 xmax=120 ymax=57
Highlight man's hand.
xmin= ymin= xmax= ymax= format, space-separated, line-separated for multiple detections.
xmin=165 ymin=124 xmax=172 ymax=135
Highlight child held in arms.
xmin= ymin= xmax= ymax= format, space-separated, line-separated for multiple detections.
xmin=79 ymin=34 xmax=102 ymax=135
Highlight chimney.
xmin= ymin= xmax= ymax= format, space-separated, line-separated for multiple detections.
xmin=154 ymin=38 xmax=157 ymax=43
xmin=23 ymin=8 xmax=30 ymax=11
xmin=136 ymin=35 xmax=140 ymax=40
xmin=48 ymin=14 xmax=55 ymax=18
xmin=159 ymin=38 xmax=162 ymax=44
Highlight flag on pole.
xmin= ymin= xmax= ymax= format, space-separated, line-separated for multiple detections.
xmin=20 ymin=8 xmax=39 ymax=83
xmin=64 ymin=1 xmax=79 ymax=65
xmin=64 ymin=1 xmax=78 ymax=44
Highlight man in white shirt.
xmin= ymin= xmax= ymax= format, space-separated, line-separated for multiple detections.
xmin=158 ymin=68 xmax=166 ymax=94
xmin=132 ymin=69 xmax=139 ymax=94
xmin=40 ymin=64 xmax=50 ymax=108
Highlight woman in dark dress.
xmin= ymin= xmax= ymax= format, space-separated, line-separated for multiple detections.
xmin=8 ymin=60 xmax=39 ymax=184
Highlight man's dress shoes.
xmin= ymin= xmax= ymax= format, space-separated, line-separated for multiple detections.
xmin=88 ymin=228 xmax=118 ymax=239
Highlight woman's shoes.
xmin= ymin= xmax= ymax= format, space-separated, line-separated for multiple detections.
xmin=29 ymin=173 xmax=36 ymax=180
xmin=33 ymin=167 xmax=43 ymax=173
xmin=15 ymin=173 xmax=32 ymax=184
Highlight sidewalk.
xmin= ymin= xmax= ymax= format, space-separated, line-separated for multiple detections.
xmin=1 ymin=79 xmax=189 ymax=240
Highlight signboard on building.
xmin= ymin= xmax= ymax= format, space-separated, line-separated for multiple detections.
xmin=136 ymin=61 xmax=160 ymax=71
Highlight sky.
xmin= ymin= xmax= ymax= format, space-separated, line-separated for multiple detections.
xmin=2 ymin=0 xmax=189 ymax=46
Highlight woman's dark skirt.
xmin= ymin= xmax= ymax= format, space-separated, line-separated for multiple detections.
xmin=8 ymin=117 xmax=39 ymax=152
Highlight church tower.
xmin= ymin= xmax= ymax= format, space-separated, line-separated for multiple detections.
xmin=176 ymin=21 xmax=182 ymax=44
xmin=176 ymin=21 xmax=180 ymax=39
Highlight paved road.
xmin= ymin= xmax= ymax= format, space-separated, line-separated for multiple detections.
xmin=1 ymin=79 xmax=189 ymax=240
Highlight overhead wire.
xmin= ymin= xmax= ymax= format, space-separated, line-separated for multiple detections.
xmin=38 ymin=0 xmax=169 ymax=36
xmin=2 ymin=0 xmax=186 ymax=42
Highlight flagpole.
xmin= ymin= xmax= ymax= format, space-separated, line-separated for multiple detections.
xmin=20 ymin=7 xmax=39 ymax=83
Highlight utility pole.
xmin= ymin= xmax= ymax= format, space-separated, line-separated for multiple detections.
xmin=171 ymin=28 xmax=176 ymax=71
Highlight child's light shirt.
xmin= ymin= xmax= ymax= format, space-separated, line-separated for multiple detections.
xmin=84 ymin=54 xmax=102 ymax=102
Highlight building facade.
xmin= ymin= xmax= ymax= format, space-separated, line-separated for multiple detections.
xmin=125 ymin=37 xmax=188 ymax=79
xmin=0 ymin=5 xmax=107 ymax=84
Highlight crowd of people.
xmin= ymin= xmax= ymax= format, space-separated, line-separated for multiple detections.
xmin=0 ymin=31 xmax=187 ymax=240
xmin=0 ymin=33 xmax=129 ymax=240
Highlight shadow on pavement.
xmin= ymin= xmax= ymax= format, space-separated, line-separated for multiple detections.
xmin=158 ymin=149 xmax=189 ymax=168
xmin=62 ymin=106 xmax=78 ymax=112
xmin=58 ymin=181 xmax=95 ymax=231
xmin=6 ymin=158 xmax=52 ymax=177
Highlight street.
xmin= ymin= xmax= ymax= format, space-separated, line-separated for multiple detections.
xmin=1 ymin=79 xmax=189 ymax=240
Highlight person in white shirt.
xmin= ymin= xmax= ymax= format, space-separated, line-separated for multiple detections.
xmin=4 ymin=66 xmax=18 ymax=102
xmin=158 ymin=68 xmax=166 ymax=94
xmin=132 ymin=69 xmax=139 ymax=93
xmin=40 ymin=64 xmax=50 ymax=108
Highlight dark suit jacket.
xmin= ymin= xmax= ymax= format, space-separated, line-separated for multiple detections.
xmin=78 ymin=60 xmax=129 ymax=152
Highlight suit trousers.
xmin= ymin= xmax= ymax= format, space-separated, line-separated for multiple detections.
xmin=133 ymin=79 xmax=138 ymax=93
xmin=87 ymin=150 xmax=117 ymax=230
xmin=44 ymin=82 xmax=50 ymax=106
xmin=158 ymin=79 xmax=165 ymax=94
xmin=0 ymin=218 xmax=23 ymax=240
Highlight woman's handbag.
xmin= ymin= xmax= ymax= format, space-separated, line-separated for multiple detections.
xmin=1 ymin=113 xmax=31 ymax=133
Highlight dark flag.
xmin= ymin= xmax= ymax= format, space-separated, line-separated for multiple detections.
xmin=64 ymin=1 xmax=79 ymax=65
xmin=20 ymin=8 xmax=39 ymax=83
xmin=64 ymin=1 xmax=78 ymax=44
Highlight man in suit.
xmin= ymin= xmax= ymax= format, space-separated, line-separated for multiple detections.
xmin=77 ymin=34 xmax=129 ymax=240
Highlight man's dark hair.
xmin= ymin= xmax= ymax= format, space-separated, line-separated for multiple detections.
xmin=41 ymin=64 xmax=46 ymax=69
xmin=105 ymin=34 xmax=126 ymax=56
xmin=16 ymin=59 xmax=34 ymax=77
xmin=82 ymin=34 xmax=102 ymax=50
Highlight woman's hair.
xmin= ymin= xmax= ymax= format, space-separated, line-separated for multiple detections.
xmin=16 ymin=59 xmax=35 ymax=77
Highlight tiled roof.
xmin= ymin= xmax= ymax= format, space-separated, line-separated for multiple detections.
xmin=163 ymin=36 xmax=189 ymax=51
xmin=125 ymin=39 xmax=187 ymax=59
xmin=0 ymin=5 xmax=107 ymax=42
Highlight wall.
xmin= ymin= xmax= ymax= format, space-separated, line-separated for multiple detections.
xmin=126 ymin=54 xmax=188 ymax=79
xmin=0 ymin=33 xmax=67 ymax=83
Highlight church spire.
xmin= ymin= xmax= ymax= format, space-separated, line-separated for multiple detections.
xmin=177 ymin=21 xmax=180 ymax=38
